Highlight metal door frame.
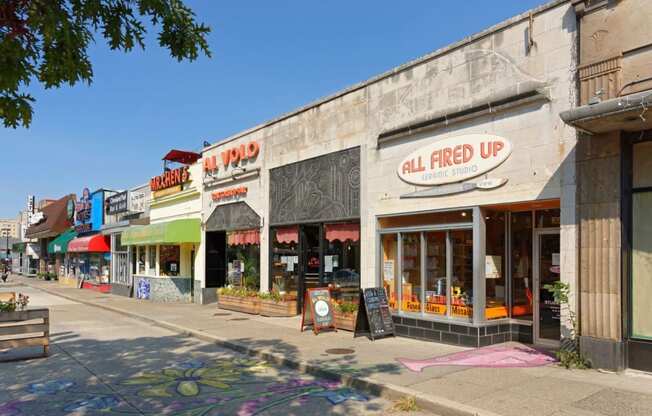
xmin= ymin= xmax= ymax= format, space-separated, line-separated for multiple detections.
xmin=533 ymin=228 xmax=561 ymax=347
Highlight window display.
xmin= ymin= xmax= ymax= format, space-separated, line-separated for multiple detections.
xmin=485 ymin=211 xmax=506 ymax=319
xmin=323 ymin=223 xmax=360 ymax=304
xmin=451 ymin=230 xmax=473 ymax=321
xmin=148 ymin=246 xmax=156 ymax=275
xmin=511 ymin=212 xmax=533 ymax=320
xmin=270 ymin=227 xmax=299 ymax=298
xmin=425 ymin=231 xmax=446 ymax=316
xmin=159 ymin=245 xmax=180 ymax=276
xmin=401 ymin=233 xmax=422 ymax=313
xmin=138 ymin=246 xmax=146 ymax=275
xmin=381 ymin=234 xmax=398 ymax=311
xmin=226 ymin=229 xmax=260 ymax=290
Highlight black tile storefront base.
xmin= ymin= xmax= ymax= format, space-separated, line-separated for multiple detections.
xmin=392 ymin=315 xmax=534 ymax=348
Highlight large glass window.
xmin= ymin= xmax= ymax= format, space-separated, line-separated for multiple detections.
xmin=148 ymin=246 xmax=156 ymax=275
xmin=451 ymin=230 xmax=473 ymax=321
xmin=511 ymin=212 xmax=533 ymax=320
xmin=138 ymin=246 xmax=145 ymax=275
xmin=226 ymin=229 xmax=260 ymax=290
xmin=270 ymin=227 xmax=299 ymax=298
xmin=401 ymin=233 xmax=422 ymax=313
xmin=381 ymin=234 xmax=398 ymax=311
xmin=323 ymin=223 xmax=360 ymax=304
xmin=159 ymin=245 xmax=180 ymax=276
xmin=486 ymin=211 xmax=507 ymax=319
xmin=425 ymin=232 xmax=446 ymax=316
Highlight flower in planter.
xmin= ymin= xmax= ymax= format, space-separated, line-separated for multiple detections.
xmin=335 ymin=301 xmax=359 ymax=315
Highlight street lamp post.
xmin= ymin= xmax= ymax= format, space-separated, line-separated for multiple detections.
xmin=1 ymin=228 xmax=9 ymax=273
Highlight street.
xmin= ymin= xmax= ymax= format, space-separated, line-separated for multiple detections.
xmin=0 ymin=284 xmax=404 ymax=416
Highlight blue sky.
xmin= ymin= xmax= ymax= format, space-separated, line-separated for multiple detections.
xmin=1 ymin=0 xmax=546 ymax=218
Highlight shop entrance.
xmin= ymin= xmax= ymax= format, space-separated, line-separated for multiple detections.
xmin=299 ymin=224 xmax=321 ymax=310
xmin=205 ymin=231 xmax=227 ymax=289
xmin=534 ymin=230 xmax=561 ymax=346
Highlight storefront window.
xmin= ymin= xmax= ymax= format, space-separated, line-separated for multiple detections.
xmin=323 ymin=223 xmax=360 ymax=304
xmin=511 ymin=212 xmax=533 ymax=320
xmin=486 ymin=211 xmax=507 ymax=320
xmin=381 ymin=234 xmax=398 ymax=311
xmin=379 ymin=210 xmax=472 ymax=229
xmin=138 ymin=246 xmax=145 ymax=275
xmin=401 ymin=233 xmax=422 ymax=313
xmin=535 ymin=209 xmax=560 ymax=228
xmin=451 ymin=230 xmax=473 ymax=320
xmin=226 ymin=229 xmax=260 ymax=290
xmin=160 ymin=245 xmax=180 ymax=276
xmin=148 ymin=246 xmax=156 ymax=275
xmin=425 ymin=232 xmax=446 ymax=316
xmin=270 ymin=227 xmax=299 ymax=298
xmin=131 ymin=247 xmax=137 ymax=274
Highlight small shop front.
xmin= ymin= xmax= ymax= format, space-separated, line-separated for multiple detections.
xmin=67 ymin=233 xmax=111 ymax=291
xmin=269 ymin=147 xmax=361 ymax=314
xmin=121 ymin=218 xmax=200 ymax=302
xmin=47 ymin=228 xmax=76 ymax=284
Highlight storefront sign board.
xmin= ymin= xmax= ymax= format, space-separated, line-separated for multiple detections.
xmin=107 ymin=191 xmax=128 ymax=215
xmin=150 ymin=166 xmax=190 ymax=192
xmin=397 ymin=134 xmax=512 ymax=186
xmin=211 ymin=186 xmax=248 ymax=202
xmin=203 ymin=141 xmax=260 ymax=174
xmin=301 ymin=288 xmax=336 ymax=335
xmin=400 ymin=177 xmax=508 ymax=198
xmin=354 ymin=288 xmax=395 ymax=341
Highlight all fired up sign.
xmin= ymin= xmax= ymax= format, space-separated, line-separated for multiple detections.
xmin=397 ymin=134 xmax=512 ymax=186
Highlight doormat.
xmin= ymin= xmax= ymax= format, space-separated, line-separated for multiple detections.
xmin=397 ymin=344 xmax=556 ymax=372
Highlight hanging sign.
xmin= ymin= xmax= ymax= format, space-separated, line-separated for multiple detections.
xmin=300 ymin=288 xmax=336 ymax=335
xmin=354 ymin=288 xmax=395 ymax=340
xmin=397 ymin=134 xmax=512 ymax=186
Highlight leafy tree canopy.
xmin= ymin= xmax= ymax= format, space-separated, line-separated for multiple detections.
xmin=0 ymin=0 xmax=211 ymax=128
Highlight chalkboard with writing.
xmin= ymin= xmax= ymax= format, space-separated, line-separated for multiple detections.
xmin=300 ymin=288 xmax=336 ymax=335
xmin=354 ymin=288 xmax=395 ymax=340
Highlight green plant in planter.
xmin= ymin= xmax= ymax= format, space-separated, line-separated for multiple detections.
xmin=0 ymin=301 xmax=16 ymax=312
xmin=259 ymin=291 xmax=296 ymax=303
xmin=543 ymin=281 xmax=590 ymax=369
xmin=237 ymin=254 xmax=260 ymax=291
xmin=218 ymin=286 xmax=258 ymax=298
xmin=336 ymin=301 xmax=359 ymax=314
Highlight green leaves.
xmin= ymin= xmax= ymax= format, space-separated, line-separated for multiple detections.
xmin=0 ymin=0 xmax=212 ymax=128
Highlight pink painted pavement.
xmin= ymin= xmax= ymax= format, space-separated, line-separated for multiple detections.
xmin=397 ymin=344 xmax=557 ymax=372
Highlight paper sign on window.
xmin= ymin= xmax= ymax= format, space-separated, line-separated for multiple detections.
xmin=485 ymin=255 xmax=501 ymax=279
xmin=552 ymin=253 xmax=560 ymax=266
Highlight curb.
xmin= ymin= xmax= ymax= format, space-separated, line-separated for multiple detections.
xmin=26 ymin=279 xmax=501 ymax=416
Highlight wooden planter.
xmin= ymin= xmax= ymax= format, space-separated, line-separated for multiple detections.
xmin=218 ymin=295 xmax=260 ymax=315
xmin=334 ymin=310 xmax=358 ymax=331
xmin=259 ymin=299 xmax=298 ymax=317
xmin=0 ymin=308 xmax=50 ymax=361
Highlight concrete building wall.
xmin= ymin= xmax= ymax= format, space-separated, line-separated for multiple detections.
xmin=202 ymin=1 xmax=578 ymax=299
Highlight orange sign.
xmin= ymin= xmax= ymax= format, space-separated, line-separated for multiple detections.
xmin=150 ymin=166 xmax=190 ymax=191
xmin=204 ymin=141 xmax=260 ymax=173
xmin=211 ymin=186 xmax=248 ymax=201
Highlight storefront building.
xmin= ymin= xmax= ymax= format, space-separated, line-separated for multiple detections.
xmin=66 ymin=188 xmax=112 ymax=291
xmin=101 ymin=183 xmax=151 ymax=297
xmin=560 ymin=0 xmax=652 ymax=371
xmin=121 ymin=151 xmax=203 ymax=303
xmin=24 ymin=194 xmax=76 ymax=276
xmin=47 ymin=229 xmax=76 ymax=277
xmin=202 ymin=1 xmax=577 ymax=346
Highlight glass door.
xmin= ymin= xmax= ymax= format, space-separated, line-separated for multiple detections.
xmin=299 ymin=224 xmax=322 ymax=311
xmin=534 ymin=231 xmax=561 ymax=345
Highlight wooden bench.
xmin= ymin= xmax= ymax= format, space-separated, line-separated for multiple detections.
xmin=0 ymin=308 xmax=50 ymax=361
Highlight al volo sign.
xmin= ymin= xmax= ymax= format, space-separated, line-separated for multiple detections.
xmin=203 ymin=141 xmax=260 ymax=174
xmin=397 ymin=134 xmax=512 ymax=187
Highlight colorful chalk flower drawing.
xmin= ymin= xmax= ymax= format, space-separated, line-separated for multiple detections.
xmin=62 ymin=395 xmax=120 ymax=412
xmin=27 ymin=380 xmax=75 ymax=395
xmin=123 ymin=358 xmax=269 ymax=397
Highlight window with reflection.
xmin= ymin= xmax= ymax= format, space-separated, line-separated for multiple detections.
xmin=270 ymin=227 xmax=299 ymax=298
xmin=159 ymin=245 xmax=180 ymax=276
xmin=425 ymin=231 xmax=447 ymax=316
xmin=511 ymin=211 xmax=533 ymax=320
xmin=401 ymin=233 xmax=422 ymax=313
xmin=148 ymin=246 xmax=156 ymax=275
xmin=226 ymin=229 xmax=260 ymax=290
xmin=381 ymin=234 xmax=399 ymax=311
xmin=486 ymin=211 xmax=507 ymax=319
xmin=323 ymin=223 xmax=360 ymax=304
xmin=451 ymin=230 xmax=473 ymax=321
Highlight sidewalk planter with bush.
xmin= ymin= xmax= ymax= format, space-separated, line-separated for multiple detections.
xmin=259 ymin=292 xmax=298 ymax=317
xmin=217 ymin=287 xmax=260 ymax=315
xmin=0 ymin=292 xmax=49 ymax=361
xmin=334 ymin=301 xmax=359 ymax=331
xmin=36 ymin=272 xmax=57 ymax=281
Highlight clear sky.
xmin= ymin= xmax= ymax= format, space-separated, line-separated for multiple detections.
xmin=0 ymin=0 xmax=547 ymax=218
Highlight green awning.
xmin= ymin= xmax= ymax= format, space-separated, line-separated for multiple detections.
xmin=48 ymin=229 xmax=77 ymax=254
xmin=122 ymin=218 xmax=200 ymax=245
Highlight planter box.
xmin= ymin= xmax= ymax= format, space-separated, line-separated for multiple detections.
xmin=259 ymin=299 xmax=298 ymax=317
xmin=334 ymin=310 xmax=358 ymax=331
xmin=218 ymin=295 xmax=260 ymax=315
xmin=0 ymin=308 xmax=50 ymax=361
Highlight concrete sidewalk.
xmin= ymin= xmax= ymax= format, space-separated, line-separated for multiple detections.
xmin=13 ymin=275 xmax=652 ymax=416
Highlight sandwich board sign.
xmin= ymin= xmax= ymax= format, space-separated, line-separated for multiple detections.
xmin=354 ymin=287 xmax=395 ymax=340
xmin=300 ymin=288 xmax=336 ymax=335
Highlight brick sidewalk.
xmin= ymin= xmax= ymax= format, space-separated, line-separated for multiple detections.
xmin=14 ymin=275 xmax=652 ymax=416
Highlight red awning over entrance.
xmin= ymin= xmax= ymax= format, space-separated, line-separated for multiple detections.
xmin=68 ymin=235 xmax=110 ymax=253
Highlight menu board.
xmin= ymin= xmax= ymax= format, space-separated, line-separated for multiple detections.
xmin=300 ymin=288 xmax=336 ymax=335
xmin=355 ymin=288 xmax=395 ymax=340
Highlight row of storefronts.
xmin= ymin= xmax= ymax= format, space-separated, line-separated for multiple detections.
xmin=17 ymin=0 xmax=652 ymax=372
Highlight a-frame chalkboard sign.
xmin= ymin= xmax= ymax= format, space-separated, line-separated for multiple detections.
xmin=300 ymin=288 xmax=337 ymax=335
xmin=354 ymin=287 xmax=396 ymax=340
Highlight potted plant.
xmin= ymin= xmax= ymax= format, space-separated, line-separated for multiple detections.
xmin=217 ymin=287 xmax=260 ymax=315
xmin=334 ymin=301 xmax=359 ymax=331
xmin=259 ymin=291 xmax=298 ymax=317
